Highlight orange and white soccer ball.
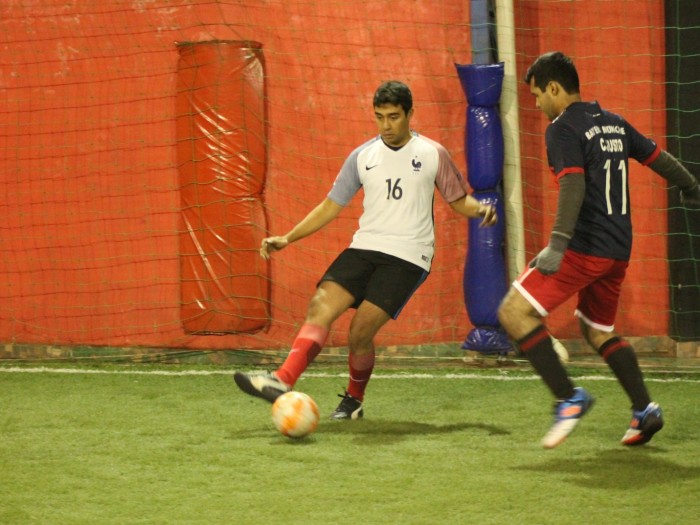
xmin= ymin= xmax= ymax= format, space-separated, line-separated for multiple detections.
xmin=271 ymin=391 xmax=320 ymax=438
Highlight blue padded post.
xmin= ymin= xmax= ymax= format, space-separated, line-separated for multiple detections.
xmin=455 ymin=62 xmax=511 ymax=355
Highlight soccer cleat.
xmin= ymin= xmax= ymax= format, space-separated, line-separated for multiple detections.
xmin=233 ymin=371 xmax=290 ymax=403
xmin=621 ymin=402 xmax=664 ymax=446
xmin=541 ymin=387 xmax=594 ymax=449
xmin=329 ymin=391 xmax=364 ymax=420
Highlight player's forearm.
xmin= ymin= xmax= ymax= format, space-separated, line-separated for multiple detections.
xmin=531 ymin=173 xmax=585 ymax=274
xmin=649 ymin=150 xmax=698 ymax=191
xmin=449 ymin=194 xmax=497 ymax=227
xmin=550 ymin=173 xmax=585 ymax=242
xmin=451 ymin=194 xmax=483 ymax=218
xmin=285 ymin=198 xmax=343 ymax=243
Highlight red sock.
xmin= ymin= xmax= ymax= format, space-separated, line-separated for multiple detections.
xmin=275 ymin=324 xmax=328 ymax=387
xmin=346 ymin=351 xmax=375 ymax=401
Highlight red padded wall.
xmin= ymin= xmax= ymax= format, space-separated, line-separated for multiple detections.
xmin=176 ymin=41 xmax=269 ymax=334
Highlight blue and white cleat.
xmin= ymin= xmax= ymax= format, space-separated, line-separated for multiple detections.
xmin=621 ymin=402 xmax=664 ymax=446
xmin=541 ymin=387 xmax=594 ymax=449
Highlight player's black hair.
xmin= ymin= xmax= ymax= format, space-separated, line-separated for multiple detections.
xmin=524 ymin=51 xmax=580 ymax=94
xmin=373 ymin=81 xmax=413 ymax=115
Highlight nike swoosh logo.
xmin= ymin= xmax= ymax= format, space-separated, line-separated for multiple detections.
xmin=365 ymin=164 xmax=379 ymax=171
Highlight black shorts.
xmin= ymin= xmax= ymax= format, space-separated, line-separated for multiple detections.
xmin=319 ymin=248 xmax=428 ymax=319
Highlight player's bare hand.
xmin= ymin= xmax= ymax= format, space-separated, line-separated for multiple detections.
xmin=478 ymin=204 xmax=497 ymax=227
xmin=260 ymin=236 xmax=289 ymax=260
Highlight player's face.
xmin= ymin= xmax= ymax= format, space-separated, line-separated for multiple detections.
xmin=374 ymin=103 xmax=413 ymax=147
xmin=529 ymin=77 xmax=558 ymax=121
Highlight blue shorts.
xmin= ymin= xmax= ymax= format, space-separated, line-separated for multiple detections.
xmin=320 ymin=248 xmax=428 ymax=319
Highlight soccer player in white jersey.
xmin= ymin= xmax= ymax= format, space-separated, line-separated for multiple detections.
xmin=234 ymin=81 xmax=496 ymax=419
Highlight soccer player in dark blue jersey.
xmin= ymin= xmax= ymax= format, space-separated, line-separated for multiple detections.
xmin=498 ymin=51 xmax=700 ymax=448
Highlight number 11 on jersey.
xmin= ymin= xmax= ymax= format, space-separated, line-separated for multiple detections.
xmin=604 ymin=158 xmax=628 ymax=215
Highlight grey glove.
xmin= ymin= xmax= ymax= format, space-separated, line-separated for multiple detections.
xmin=529 ymin=233 xmax=569 ymax=275
xmin=681 ymin=184 xmax=700 ymax=207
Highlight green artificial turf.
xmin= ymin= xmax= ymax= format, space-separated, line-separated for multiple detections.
xmin=1 ymin=365 xmax=699 ymax=524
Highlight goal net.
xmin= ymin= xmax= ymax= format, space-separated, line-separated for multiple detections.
xmin=1 ymin=0 xmax=696 ymax=357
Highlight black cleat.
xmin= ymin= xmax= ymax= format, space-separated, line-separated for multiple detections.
xmin=329 ymin=391 xmax=364 ymax=420
xmin=233 ymin=371 xmax=290 ymax=403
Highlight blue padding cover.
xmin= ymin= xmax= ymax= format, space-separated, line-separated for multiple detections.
xmin=467 ymin=106 xmax=503 ymax=190
xmin=455 ymin=62 xmax=504 ymax=106
xmin=464 ymin=191 xmax=507 ymax=326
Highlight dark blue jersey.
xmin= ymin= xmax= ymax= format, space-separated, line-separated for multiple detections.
xmin=545 ymin=101 xmax=660 ymax=260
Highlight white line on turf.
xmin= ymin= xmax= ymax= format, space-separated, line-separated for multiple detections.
xmin=0 ymin=366 xmax=698 ymax=383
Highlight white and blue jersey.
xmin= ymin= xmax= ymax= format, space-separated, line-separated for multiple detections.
xmin=327 ymin=132 xmax=468 ymax=271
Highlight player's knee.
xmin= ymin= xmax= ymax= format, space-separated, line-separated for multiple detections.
xmin=348 ymin=330 xmax=372 ymax=351
xmin=497 ymin=297 xmax=516 ymax=330
xmin=305 ymin=291 xmax=340 ymax=325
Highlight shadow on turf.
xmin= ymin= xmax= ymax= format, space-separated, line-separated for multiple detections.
xmin=321 ymin=419 xmax=509 ymax=439
xmin=229 ymin=419 xmax=510 ymax=445
xmin=516 ymin=448 xmax=700 ymax=489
